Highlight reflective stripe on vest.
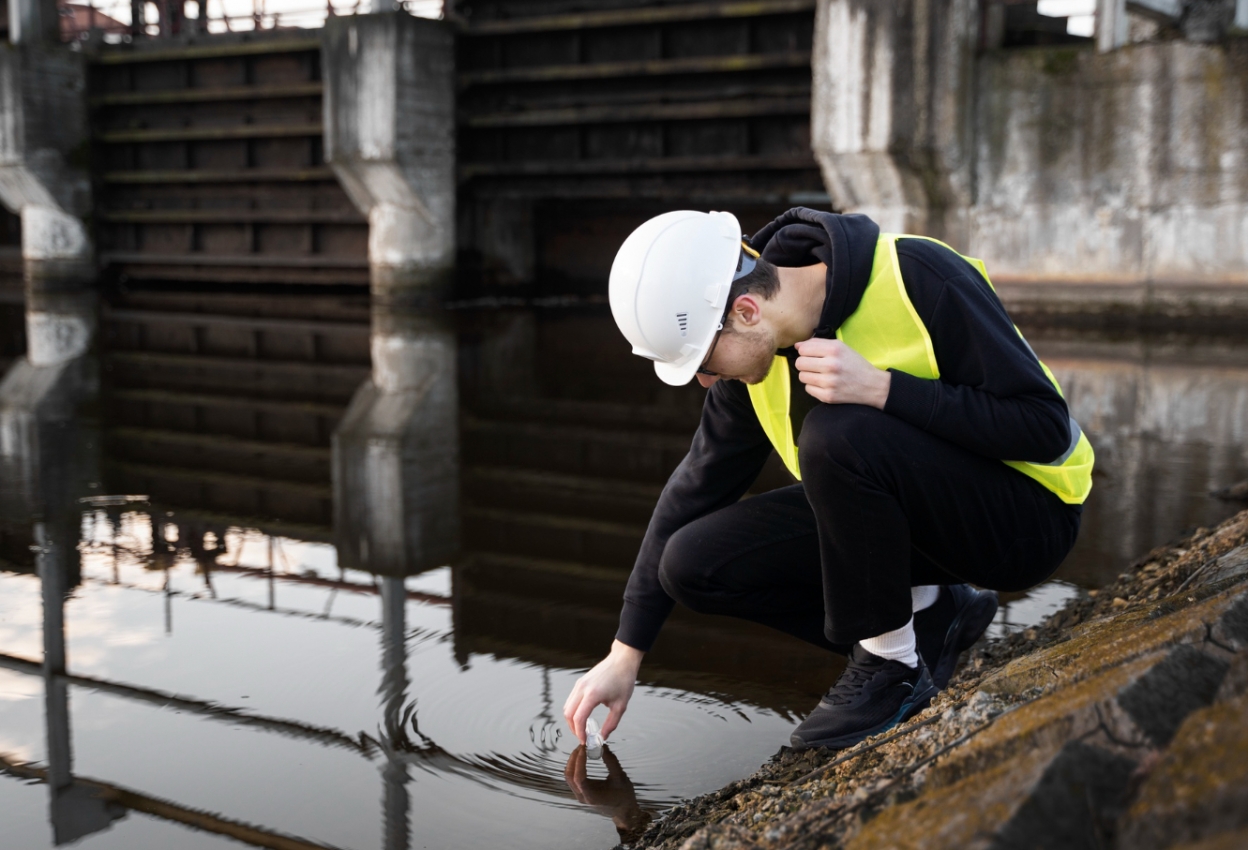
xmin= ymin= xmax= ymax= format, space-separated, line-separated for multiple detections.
xmin=746 ymin=233 xmax=1095 ymax=505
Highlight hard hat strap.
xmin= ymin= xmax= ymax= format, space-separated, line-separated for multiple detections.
xmin=733 ymin=242 xmax=758 ymax=282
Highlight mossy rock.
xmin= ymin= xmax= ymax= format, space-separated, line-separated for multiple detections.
xmin=1117 ymin=693 xmax=1248 ymax=850
xmin=980 ymin=586 xmax=1246 ymax=697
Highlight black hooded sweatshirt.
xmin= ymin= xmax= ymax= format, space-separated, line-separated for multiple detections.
xmin=615 ymin=208 xmax=1076 ymax=652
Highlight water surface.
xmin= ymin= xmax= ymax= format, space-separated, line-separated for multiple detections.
xmin=2 ymin=329 xmax=1246 ymax=849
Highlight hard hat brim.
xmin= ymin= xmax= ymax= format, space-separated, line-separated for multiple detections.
xmin=652 ymin=318 xmax=722 ymax=386
xmin=653 ymin=357 xmax=703 ymax=387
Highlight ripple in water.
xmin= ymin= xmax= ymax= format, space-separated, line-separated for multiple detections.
xmin=371 ymin=658 xmax=795 ymax=816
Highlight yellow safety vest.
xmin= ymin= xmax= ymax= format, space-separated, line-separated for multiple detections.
xmin=746 ymin=234 xmax=1094 ymax=505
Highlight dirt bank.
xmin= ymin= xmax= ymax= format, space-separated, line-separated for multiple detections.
xmin=631 ymin=509 xmax=1248 ymax=850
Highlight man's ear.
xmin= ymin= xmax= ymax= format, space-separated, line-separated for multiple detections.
xmin=730 ymin=294 xmax=763 ymax=327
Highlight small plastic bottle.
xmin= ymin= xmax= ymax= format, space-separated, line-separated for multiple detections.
xmin=585 ymin=717 xmax=604 ymax=760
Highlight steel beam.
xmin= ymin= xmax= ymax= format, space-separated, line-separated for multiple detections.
xmin=461 ymin=0 xmax=816 ymax=35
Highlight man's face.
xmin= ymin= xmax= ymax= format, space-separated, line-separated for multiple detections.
xmin=694 ymin=323 xmax=776 ymax=388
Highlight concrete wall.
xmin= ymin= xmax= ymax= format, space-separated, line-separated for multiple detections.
xmin=0 ymin=41 xmax=94 ymax=365
xmin=813 ymin=0 xmax=1248 ymax=320
xmin=973 ymin=42 xmax=1248 ymax=293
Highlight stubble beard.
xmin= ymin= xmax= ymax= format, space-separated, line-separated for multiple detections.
xmin=730 ymin=325 xmax=778 ymax=385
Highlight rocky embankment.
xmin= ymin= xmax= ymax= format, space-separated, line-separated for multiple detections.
xmin=633 ymin=509 xmax=1248 ymax=850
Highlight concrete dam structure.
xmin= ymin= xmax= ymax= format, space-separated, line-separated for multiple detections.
xmin=0 ymin=0 xmax=1240 ymax=601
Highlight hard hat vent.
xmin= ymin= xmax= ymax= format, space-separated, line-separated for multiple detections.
xmin=676 ymin=312 xmax=689 ymax=337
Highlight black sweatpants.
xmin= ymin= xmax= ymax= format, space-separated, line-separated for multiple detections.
xmin=655 ymin=404 xmax=1082 ymax=651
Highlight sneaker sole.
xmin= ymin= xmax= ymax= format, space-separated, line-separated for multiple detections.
xmin=932 ymin=589 xmax=999 ymax=690
xmin=790 ymin=680 xmax=939 ymax=751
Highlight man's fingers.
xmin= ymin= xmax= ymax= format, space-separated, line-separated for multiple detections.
xmin=563 ymin=679 xmax=582 ymax=720
xmin=794 ymin=338 xmax=839 ymax=356
xmin=798 ymin=370 xmax=837 ymax=391
xmin=602 ymin=704 xmax=625 ymax=739
xmin=572 ymin=697 xmax=597 ymax=745
xmin=795 ymin=354 xmax=845 ymax=375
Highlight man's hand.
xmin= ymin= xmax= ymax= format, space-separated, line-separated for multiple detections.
xmin=563 ymin=640 xmax=643 ymax=745
xmin=793 ymin=338 xmax=892 ymax=409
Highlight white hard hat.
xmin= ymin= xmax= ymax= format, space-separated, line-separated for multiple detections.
xmin=608 ymin=210 xmax=757 ymax=386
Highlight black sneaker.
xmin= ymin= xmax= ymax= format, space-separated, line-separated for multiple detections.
xmin=915 ymin=584 xmax=999 ymax=690
xmin=789 ymin=645 xmax=938 ymax=751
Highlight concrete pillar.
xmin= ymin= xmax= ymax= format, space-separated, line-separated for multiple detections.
xmin=324 ymin=12 xmax=459 ymax=576
xmin=810 ymin=0 xmax=978 ymax=246
xmin=0 ymin=35 xmax=97 ymax=527
xmin=8 ymin=0 xmax=60 ymax=45
xmin=1181 ymin=0 xmax=1240 ymax=40
xmin=1097 ymin=0 xmax=1130 ymax=51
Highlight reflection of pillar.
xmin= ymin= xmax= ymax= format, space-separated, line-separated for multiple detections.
xmin=378 ymin=576 xmax=410 ymax=850
xmin=325 ymin=12 xmax=459 ymax=577
xmin=38 ymin=522 xmax=70 ymax=786
xmin=37 ymin=521 xmax=126 ymax=845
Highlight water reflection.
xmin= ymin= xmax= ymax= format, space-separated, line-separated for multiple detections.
xmin=0 ymin=505 xmax=793 ymax=849
xmin=1036 ymin=332 xmax=1248 ymax=576
xmin=565 ymin=746 xmax=652 ymax=844
xmin=1 ymin=328 xmax=1246 ymax=848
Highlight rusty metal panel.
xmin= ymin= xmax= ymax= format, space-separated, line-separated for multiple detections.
xmin=88 ymin=34 xmax=371 ymax=530
xmin=90 ymin=35 xmax=367 ymax=285
xmin=455 ymin=0 xmax=826 ymax=303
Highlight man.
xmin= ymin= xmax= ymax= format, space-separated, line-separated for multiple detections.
xmin=563 ymin=208 xmax=1091 ymax=751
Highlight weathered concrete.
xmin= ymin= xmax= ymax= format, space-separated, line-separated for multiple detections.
xmin=324 ymin=11 xmax=459 ymax=575
xmin=7 ymin=0 xmax=59 ymax=45
xmin=812 ymin=0 xmax=1248 ymax=319
xmin=810 ymin=0 xmax=978 ymax=243
xmin=972 ymin=42 xmax=1248 ymax=298
xmin=0 ymin=4 xmax=98 ymax=529
xmin=0 ymin=33 xmax=95 ymax=368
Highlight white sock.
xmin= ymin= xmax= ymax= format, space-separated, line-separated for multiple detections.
xmin=911 ymin=585 xmax=940 ymax=613
xmin=859 ymin=617 xmax=919 ymax=667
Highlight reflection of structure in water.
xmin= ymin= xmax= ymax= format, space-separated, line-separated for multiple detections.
xmin=1033 ymin=332 xmax=1248 ymax=588
xmin=1 ymin=504 xmax=672 ymax=848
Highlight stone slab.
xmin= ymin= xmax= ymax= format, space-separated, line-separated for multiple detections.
xmin=980 ymin=586 xmax=1247 ymax=697
xmin=1117 ymin=693 xmax=1248 ymax=850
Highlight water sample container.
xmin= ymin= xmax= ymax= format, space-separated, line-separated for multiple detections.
xmin=585 ymin=717 xmax=604 ymax=760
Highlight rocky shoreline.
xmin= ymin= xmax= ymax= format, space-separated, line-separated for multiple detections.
xmin=630 ymin=509 xmax=1248 ymax=850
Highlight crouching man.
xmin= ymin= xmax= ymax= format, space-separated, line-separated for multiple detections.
xmin=564 ymin=208 xmax=1091 ymax=751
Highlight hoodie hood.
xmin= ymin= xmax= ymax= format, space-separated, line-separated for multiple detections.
xmin=749 ymin=208 xmax=880 ymax=338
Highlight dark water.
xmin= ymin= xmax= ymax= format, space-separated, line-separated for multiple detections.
xmin=1 ymin=330 xmax=1246 ymax=850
